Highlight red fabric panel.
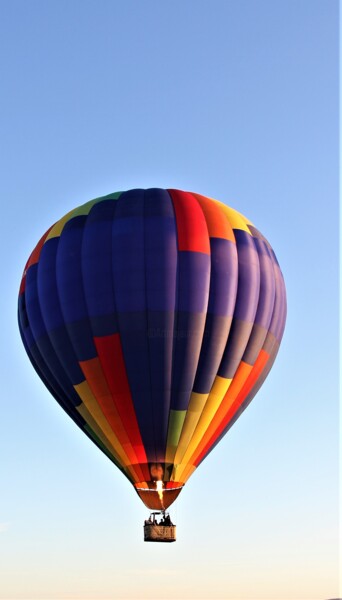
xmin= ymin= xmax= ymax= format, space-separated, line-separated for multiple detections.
xmin=94 ymin=334 xmax=149 ymax=473
xmin=79 ymin=356 xmax=146 ymax=482
xmin=168 ymin=189 xmax=210 ymax=254
xmin=165 ymin=481 xmax=183 ymax=489
xmin=194 ymin=349 xmax=270 ymax=466
xmin=19 ymin=225 xmax=54 ymax=295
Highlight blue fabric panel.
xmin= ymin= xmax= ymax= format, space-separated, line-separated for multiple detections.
xmin=33 ymin=335 xmax=82 ymax=407
xmin=144 ymin=311 xmax=175 ymax=461
xmin=18 ymin=299 xmax=34 ymax=349
xmin=25 ymin=265 xmax=46 ymax=340
xmin=112 ymin=191 xmax=146 ymax=313
xmin=56 ymin=215 xmax=89 ymax=321
xmin=112 ymin=190 xmax=156 ymax=461
xmin=24 ymin=265 xmax=83 ymax=405
xmin=19 ymin=318 xmax=35 ymax=349
xmin=38 ymin=238 xmax=66 ymax=330
xmin=207 ymin=238 xmax=238 ymax=317
xmin=87 ymin=314 xmax=118 ymax=337
xmin=38 ymin=238 xmax=86 ymax=384
xmin=82 ymin=200 xmax=118 ymax=336
xmin=56 ymin=216 xmax=97 ymax=361
xmin=177 ymin=252 xmax=211 ymax=313
xmin=115 ymin=311 xmax=155 ymax=460
xmin=144 ymin=189 xmax=178 ymax=459
xmin=42 ymin=326 xmax=85 ymax=386
xmin=18 ymin=310 xmax=83 ymax=416
xmin=232 ymin=229 xmax=260 ymax=322
xmin=18 ymin=293 xmax=32 ymax=344
xmin=171 ymin=311 xmax=207 ymax=410
xmin=144 ymin=189 xmax=178 ymax=312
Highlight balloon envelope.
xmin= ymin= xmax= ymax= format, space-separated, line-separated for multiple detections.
xmin=18 ymin=189 xmax=286 ymax=510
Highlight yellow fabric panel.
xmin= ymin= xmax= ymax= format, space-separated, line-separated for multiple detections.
xmin=171 ymin=376 xmax=231 ymax=482
xmin=180 ymin=363 xmax=254 ymax=481
xmin=74 ymin=381 xmax=139 ymax=482
xmin=165 ymin=410 xmax=186 ymax=463
xmin=77 ymin=404 xmax=122 ymax=465
xmin=173 ymin=392 xmax=208 ymax=466
xmin=213 ymin=199 xmax=254 ymax=233
xmin=199 ymin=362 xmax=254 ymax=430
xmin=173 ymin=463 xmax=196 ymax=484
xmin=186 ymin=391 xmax=209 ymax=413
xmin=45 ymin=195 xmax=120 ymax=241
xmin=45 ymin=209 xmax=76 ymax=240
xmin=78 ymin=356 xmax=144 ymax=472
xmin=70 ymin=198 xmax=104 ymax=218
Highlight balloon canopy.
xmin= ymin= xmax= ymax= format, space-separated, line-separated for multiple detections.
xmin=18 ymin=189 xmax=286 ymax=510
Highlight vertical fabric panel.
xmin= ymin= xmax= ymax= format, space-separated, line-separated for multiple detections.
xmin=218 ymin=229 xmax=260 ymax=378
xmin=38 ymin=237 xmax=85 ymax=386
xmin=144 ymin=189 xmax=178 ymax=462
xmin=112 ymin=190 xmax=156 ymax=463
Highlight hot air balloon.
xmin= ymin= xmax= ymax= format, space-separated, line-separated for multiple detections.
xmin=18 ymin=188 xmax=286 ymax=542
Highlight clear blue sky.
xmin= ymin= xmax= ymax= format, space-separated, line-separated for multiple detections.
xmin=0 ymin=2 xmax=339 ymax=599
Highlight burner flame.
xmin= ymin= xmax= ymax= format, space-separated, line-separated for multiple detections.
xmin=156 ymin=480 xmax=165 ymax=509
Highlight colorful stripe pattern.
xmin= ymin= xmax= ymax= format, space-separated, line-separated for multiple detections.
xmin=18 ymin=189 xmax=286 ymax=509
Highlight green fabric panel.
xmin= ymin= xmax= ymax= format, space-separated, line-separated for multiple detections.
xmin=71 ymin=191 xmax=122 ymax=217
xmin=167 ymin=410 xmax=187 ymax=447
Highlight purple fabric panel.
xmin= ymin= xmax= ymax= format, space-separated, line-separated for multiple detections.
xmin=232 ymin=229 xmax=260 ymax=322
xmin=218 ymin=319 xmax=255 ymax=378
xmin=177 ymin=252 xmax=211 ymax=313
xmin=171 ymin=311 xmax=208 ymax=410
xmin=268 ymin=260 xmax=287 ymax=342
xmin=207 ymin=238 xmax=238 ymax=317
xmin=192 ymin=237 xmax=237 ymax=393
xmin=253 ymin=238 xmax=276 ymax=329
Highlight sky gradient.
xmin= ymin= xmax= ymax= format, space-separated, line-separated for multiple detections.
xmin=0 ymin=2 xmax=339 ymax=599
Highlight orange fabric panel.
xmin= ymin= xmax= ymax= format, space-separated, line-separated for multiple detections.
xmin=94 ymin=334 xmax=148 ymax=473
xmin=183 ymin=362 xmax=253 ymax=470
xmin=192 ymin=193 xmax=236 ymax=242
xmin=79 ymin=356 xmax=146 ymax=482
xmin=193 ymin=350 xmax=271 ymax=467
xmin=19 ymin=225 xmax=54 ymax=294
